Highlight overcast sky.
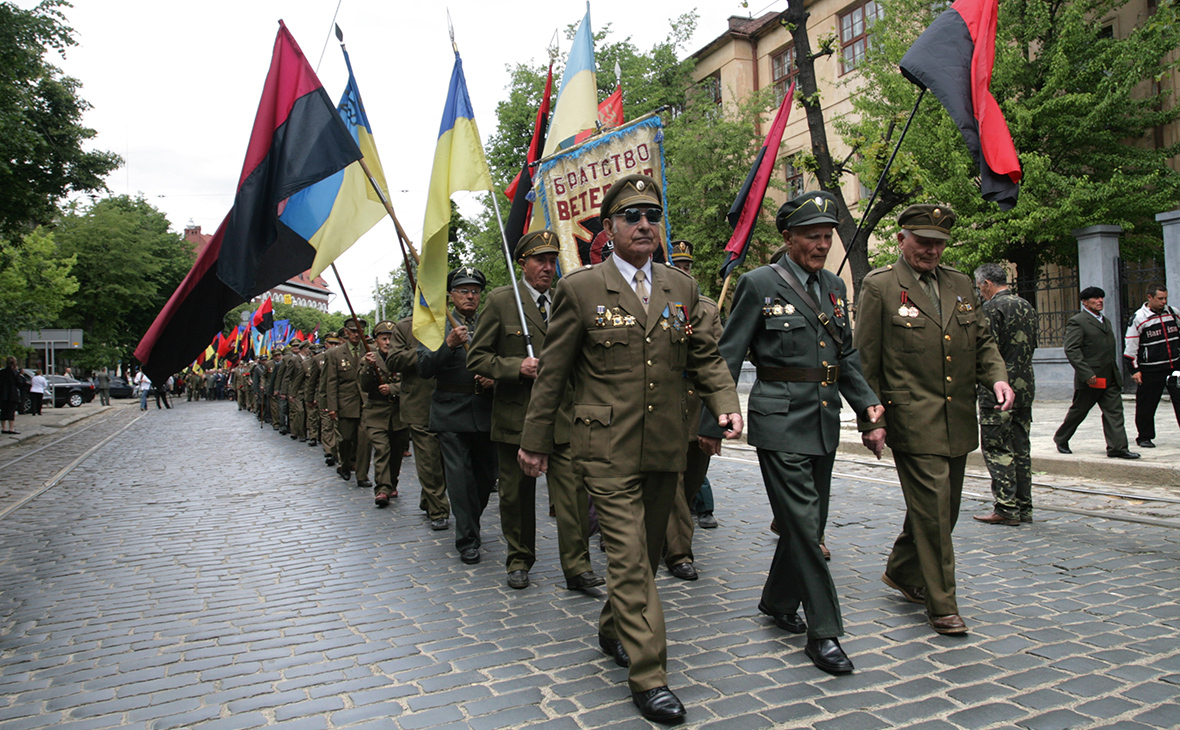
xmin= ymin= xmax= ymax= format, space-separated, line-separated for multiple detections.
xmin=37 ymin=0 xmax=777 ymax=313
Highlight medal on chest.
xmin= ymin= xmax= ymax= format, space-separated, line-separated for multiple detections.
xmin=899 ymin=292 xmax=919 ymax=318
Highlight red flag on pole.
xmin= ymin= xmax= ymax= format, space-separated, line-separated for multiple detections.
xmin=503 ymin=63 xmax=554 ymax=244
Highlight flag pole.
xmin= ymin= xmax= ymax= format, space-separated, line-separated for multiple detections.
xmin=330 ymin=263 xmax=376 ymax=359
xmin=836 ymin=87 xmax=926 ymax=276
xmin=717 ymin=272 xmax=735 ymax=313
xmin=488 ymin=189 xmax=535 ymax=358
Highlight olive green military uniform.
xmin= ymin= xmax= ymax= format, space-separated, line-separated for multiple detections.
xmin=978 ymin=289 xmax=1038 ymax=520
xmin=856 ymin=256 xmax=1006 ymax=617
xmin=315 ymin=344 xmax=338 ymax=463
xmin=1054 ymin=309 xmax=1130 ymax=453
xmin=359 ymin=330 xmax=410 ymax=500
xmin=267 ymin=355 xmax=283 ymax=428
xmin=324 ymin=339 xmax=364 ymax=475
xmin=664 ymin=293 xmax=722 ymax=571
xmin=520 ymin=258 xmax=739 ymax=693
xmin=303 ymin=345 xmax=321 ymax=447
xmin=287 ymin=346 xmax=307 ymax=440
xmin=468 ymin=276 xmax=595 ymax=581
xmin=390 ymin=316 xmax=449 ymax=522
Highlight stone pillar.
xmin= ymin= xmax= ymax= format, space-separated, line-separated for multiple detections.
xmin=1073 ymin=224 xmax=1124 ymax=340
xmin=1158 ymin=209 xmax=1180 ymax=298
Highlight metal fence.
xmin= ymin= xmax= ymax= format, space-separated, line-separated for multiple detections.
xmin=1032 ymin=265 xmax=1080 ymax=348
xmin=1118 ymin=256 xmax=1167 ymax=329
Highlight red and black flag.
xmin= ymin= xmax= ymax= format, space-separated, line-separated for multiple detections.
xmin=251 ymin=298 xmax=275 ymax=332
xmin=503 ymin=63 xmax=553 ymax=248
xmin=900 ymin=0 xmax=1021 ymax=209
xmin=719 ymin=81 xmax=796 ymax=280
xmin=134 ymin=21 xmax=362 ymax=382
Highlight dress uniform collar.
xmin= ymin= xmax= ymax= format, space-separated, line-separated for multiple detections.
xmin=895 ymin=256 xmax=950 ymax=327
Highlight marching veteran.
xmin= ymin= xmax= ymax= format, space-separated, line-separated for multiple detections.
xmin=360 ymin=320 xmax=411 ymax=507
xmin=324 ymin=319 xmax=367 ymax=482
xmin=518 ymin=174 xmax=742 ymax=724
xmin=701 ymin=190 xmax=882 ymax=674
xmin=855 ymin=204 xmax=1013 ymax=636
xmin=468 ymin=229 xmax=602 ymax=592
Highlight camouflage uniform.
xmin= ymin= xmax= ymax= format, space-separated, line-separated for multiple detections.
xmin=977 ymin=289 xmax=1038 ymax=521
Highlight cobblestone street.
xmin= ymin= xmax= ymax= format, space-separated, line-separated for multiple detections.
xmin=1 ymin=400 xmax=1178 ymax=729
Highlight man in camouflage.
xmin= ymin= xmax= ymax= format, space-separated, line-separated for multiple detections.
xmin=973 ymin=263 xmax=1038 ymax=526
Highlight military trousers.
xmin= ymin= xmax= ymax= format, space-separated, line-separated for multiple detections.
xmin=495 ymin=441 xmax=592 ymax=577
xmin=355 ymin=421 xmax=372 ymax=481
xmin=1054 ymin=385 xmax=1129 ymax=453
xmin=588 ymin=470 xmax=678 ymax=693
xmin=290 ymin=399 xmax=305 ymax=439
xmin=278 ymin=398 xmax=290 ymax=432
xmin=1134 ymin=370 xmax=1180 ymax=442
xmin=409 ymin=424 xmax=448 ymax=519
xmin=337 ymin=416 xmax=360 ymax=471
xmin=756 ymin=449 xmax=842 ymax=639
xmin=886 ymin=452 xmax=967 ymax=617
xmin=980 ymin=407 xmax=1033 ymax=520
xmin=365 ymin=413 xmax=410 ymax=496
xmin=321 ymin=410 xmax=337 ymax=459
xmin=237 ymin=389 xmax=246 ymax=410
xmin=304 ymin=401 xmax=319 ymax=443
xmin=664 ymin=442 xmax=712 ymax=568
xmin=437 ymin=430 xmax=497 ymax=554
xmin=269 ymin=394 xmax=281 ymax=428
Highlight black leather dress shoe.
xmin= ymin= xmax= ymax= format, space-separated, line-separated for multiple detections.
xmin=566 ymin=571 xmax=605 ymax=590
xmin=356 ymin=479 xmax=373 ymax=489
xmin=805 ymin=637 xmax=854 ymax=675
xmin=430 ymin=517 xmax=449 ymax=531
xmin=507 ymin=570 xmax=529 ymax=589
xmin=631 ymin=686 xmax=685 ymax=723
xmin=1056 ymin=442 xmax=1072 ymax=454
xmin=598 ymin=633 xmax=630 ymax=667
xmin=757 ymin=601 xmax=807 ymax=633
xmin=337 ymin=466 xmax=351 ymax=481
xmin=1137 ymin=439 xmax=1156 ymax=448
xmin=697 ymin=512 xmax=718 ymax=529
xmin=1108 ymin=449 xmax=1141 ymax=459
xmin=669 ymin=562 xmax=698 ymax=581
xmin=459 ymin=548 xmax=480 ymax=564
xmin=308 ymin=439 xmax=317 ymax=447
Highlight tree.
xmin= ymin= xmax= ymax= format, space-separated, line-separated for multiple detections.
xmin=842 ymin=0 xmax=1180 ymax=295
xmin=0 ymin=1 xmax=121 ymax=237
xmin=53 ymin=195 xmax=192 ymax=372
xmin=0 ymin=227 xmax=78 ymax=356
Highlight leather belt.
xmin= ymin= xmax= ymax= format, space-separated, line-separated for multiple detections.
xmin=435 ymin=382 xmax=480 ymax=394
xmin=757 ymin=365 xmax=840 ymax=383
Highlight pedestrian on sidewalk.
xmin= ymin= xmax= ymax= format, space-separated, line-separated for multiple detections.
xmin=973 ymin=264 xmax=1038 ymax=526
xmin=1123 ymin=284 xmax=1180 ymax=449
xmin=855 ymin=204 xmax=1014 ymax=636
xmin=1 ymin=356 xmax=22 ymax=434
xmin=95 ymin=367 xmax=111 ymax=406
xmin=29 ymin=370 xmax=47 ymax=415
xmin=1054 ymin=287 xmax=1139 ymax=459
xmin=134 ymin=370 xmax=150 ymax=411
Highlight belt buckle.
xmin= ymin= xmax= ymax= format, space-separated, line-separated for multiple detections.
xmin=824 ymin=365 xmax=839 ymax=384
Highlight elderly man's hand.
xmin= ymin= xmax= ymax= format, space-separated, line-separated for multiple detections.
xmin=862 ymin=427 xmax=886 ymax=459
xmin=699 ymin=435 xmax=722 ymax=456
xmin=518 ymin=448 xmax=548 ymax=478
xmin=717 ymin=412 xmax=744 ymax=440
xmin=993 ymin=381 xmax=1016 ymax=411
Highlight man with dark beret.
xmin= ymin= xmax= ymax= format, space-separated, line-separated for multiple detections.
xmin=469 ymin=230 xmax=603 ymax=591
xmin=519 ymin=174 xmax=742 ymax=723
xmin=702 ymin=190 xmax=882 ymax=674
xmin=418 ymin=267 xmax=497 ymax=565
xmin=1054 ymin=286 xmax=1139 ymax=458
xmin=855 ymin=203 xmax=1013 ymax=636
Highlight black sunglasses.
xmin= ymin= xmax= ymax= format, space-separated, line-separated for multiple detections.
xmin=615 ymin=207 xmax=663 ymax=225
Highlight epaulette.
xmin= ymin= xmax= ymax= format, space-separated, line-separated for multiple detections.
xmin=700 ymin=295 xmax=719 ymax=307
xmin=562 ymin=264 xmax=596 ymax=280
xmin=664 ymin=265 xmax=695 ymax=282
xmin=864 ymin=265 xmax=893 ymax=278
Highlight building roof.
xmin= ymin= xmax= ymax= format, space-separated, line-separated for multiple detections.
xmin=182 ymin=223 xmax=332 ymax=294
xmin=692 ymin=11 xmax=786 ymax=61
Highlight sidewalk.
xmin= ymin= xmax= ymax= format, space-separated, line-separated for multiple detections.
xmin=0 ymin=397 xmax=136 ymax=445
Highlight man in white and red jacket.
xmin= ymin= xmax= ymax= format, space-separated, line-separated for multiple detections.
xmin=1124 ymin=284 xmax=1180 ymax=448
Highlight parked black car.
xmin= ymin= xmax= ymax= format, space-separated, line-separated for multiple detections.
xmin=105 ymin=376 xmax=134 ymax=399
xmin=44 ymin=375 xmax=96 ymax=408
xmin=16 ymin=369 xmax=33 ymax=414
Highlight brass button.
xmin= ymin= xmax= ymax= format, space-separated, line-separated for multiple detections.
xmin=946 ymin=376 xmax=952 ymax=382
xmin=821 ymin=382 xmax=829 ymax=387
xmin=583 ymin=418 xmax=591 ymax=425
xmin=820 ymin=341 xmax=827 ymax=348
xmin=646 ymin=337 xmax=652 ymax=343
xmin=605 ymin=340 xmax=612 ymax=346
xmin=647 ymin=405 xmax=654 ymax=412
xmin=822 ymin=400 xmax=828 ymax=406
xmin=945 ymin=356 xmax=952 ymax=362
xmin=944 ymin=334 xmax=951 ymax=341
xmin=906 ymin=323 xmax=912 ymax=328
xmin=946 ymin=396 xmax=952 ymax=401
xmin=646 ymin=359 xmax=653 ymax=367
xmin=783 ymin=322 xmax=790 ymax=328
xmin=688 ymin=389 xmax=695 ymax=396
xmin=649 ymin=383 xmax=655 ymax=390
xmin=822 ymin=361 xmax=829 ymax=367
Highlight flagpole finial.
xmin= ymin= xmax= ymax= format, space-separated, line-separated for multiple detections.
xmin=548 ymin=29 xmax=560 ymax=62
xmin=335 ymin=23 xmax=343 ymax=42
xmin=447 ymin=9 xmax=458 ymax=54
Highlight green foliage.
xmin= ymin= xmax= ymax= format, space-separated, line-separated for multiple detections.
xmin=0 ymin=0 xmax=121 ymax=236
xmin=53 ymin=195 xmax=191 ymax=370
xmin=844 ymin=0 xmax=1180 ymax=280
xmin=0 ymin=227 xmax=78 ymax=355
xmin=664 ymin=85 xmax=784 ymax=297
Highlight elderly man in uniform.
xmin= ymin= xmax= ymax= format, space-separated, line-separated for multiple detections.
xmin=419 ymin=267 xmax=497 ymax=564
xmin=361 ymin=320 xmax=411 ymax=507
xmin=303 ymin=343 xmax=322 ymax=449
xmin=325 ymin=319 xmax=367 ymax=481
xmin=469 ymin=230 xmax=603 ymax=591
xmin=519 ymin=174 xmax=742 ymax=723
xmin=390 ymin=316 xmax=450 ymax=530
xmin=856 ymin=204 xmax=1013 ymax=636
xmin=318 ymin=334 xmax=342 ymax=467
xmin=973 ymin=263 xmax=1039 ymax=525
xmin=701 ymin=191 xmax=882 ymax=673
xmin=267 ymin=349 xmax=284 ymax=430
xmin=662 ymin=240 xmax=723 ymax=582
xmin=286 ymin=341 xmax=308 ymax=441
xmin=252 ymin=356 xmax=268 ymax=423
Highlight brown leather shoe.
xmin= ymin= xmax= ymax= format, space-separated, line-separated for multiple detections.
xmin=929 ymin=613 xmax=969 ymax=635
xmin=820 ymin=541 xmax=831 ymax=560
xmin=973 ymin=511 xmax=1019 ymax=526
xmin=881 ymin=573 xmax=926 ymax=604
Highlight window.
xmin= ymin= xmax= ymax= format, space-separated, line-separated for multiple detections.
xmin=784 ymin=156 xmax=805 ymax=199
xmin=771 ymin=45 xmax=798 ymax=105
xmin=701 ymin=74 xmax=722 ymax=105
xmin=839 ymin=0 xmax=882 ymax=74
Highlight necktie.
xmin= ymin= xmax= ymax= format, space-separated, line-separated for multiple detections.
xmin=921 ymin=272 xmax=941 ymax=320
xmin=464 ymin=316 xmax=475 ymax=342
xmin=634 ymin=270 xmax=649 ymax=313
xmin=537 ymin=294 xmax=548 ymax=323
xmin=806 ymin=273 xmax=820 ymax=303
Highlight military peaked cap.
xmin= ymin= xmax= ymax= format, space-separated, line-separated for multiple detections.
xmin=600 ymin=174 xmax=662 ymax=221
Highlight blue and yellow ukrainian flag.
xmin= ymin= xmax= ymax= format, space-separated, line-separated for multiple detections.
xmin=412 ymin=50 xmax=493 ymax=351
xmin=279 ymin=48 xmax=389 ymax=280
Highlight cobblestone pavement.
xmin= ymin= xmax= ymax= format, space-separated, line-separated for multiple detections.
xmin=1 ymin=400 xmax=1178 ymax=730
